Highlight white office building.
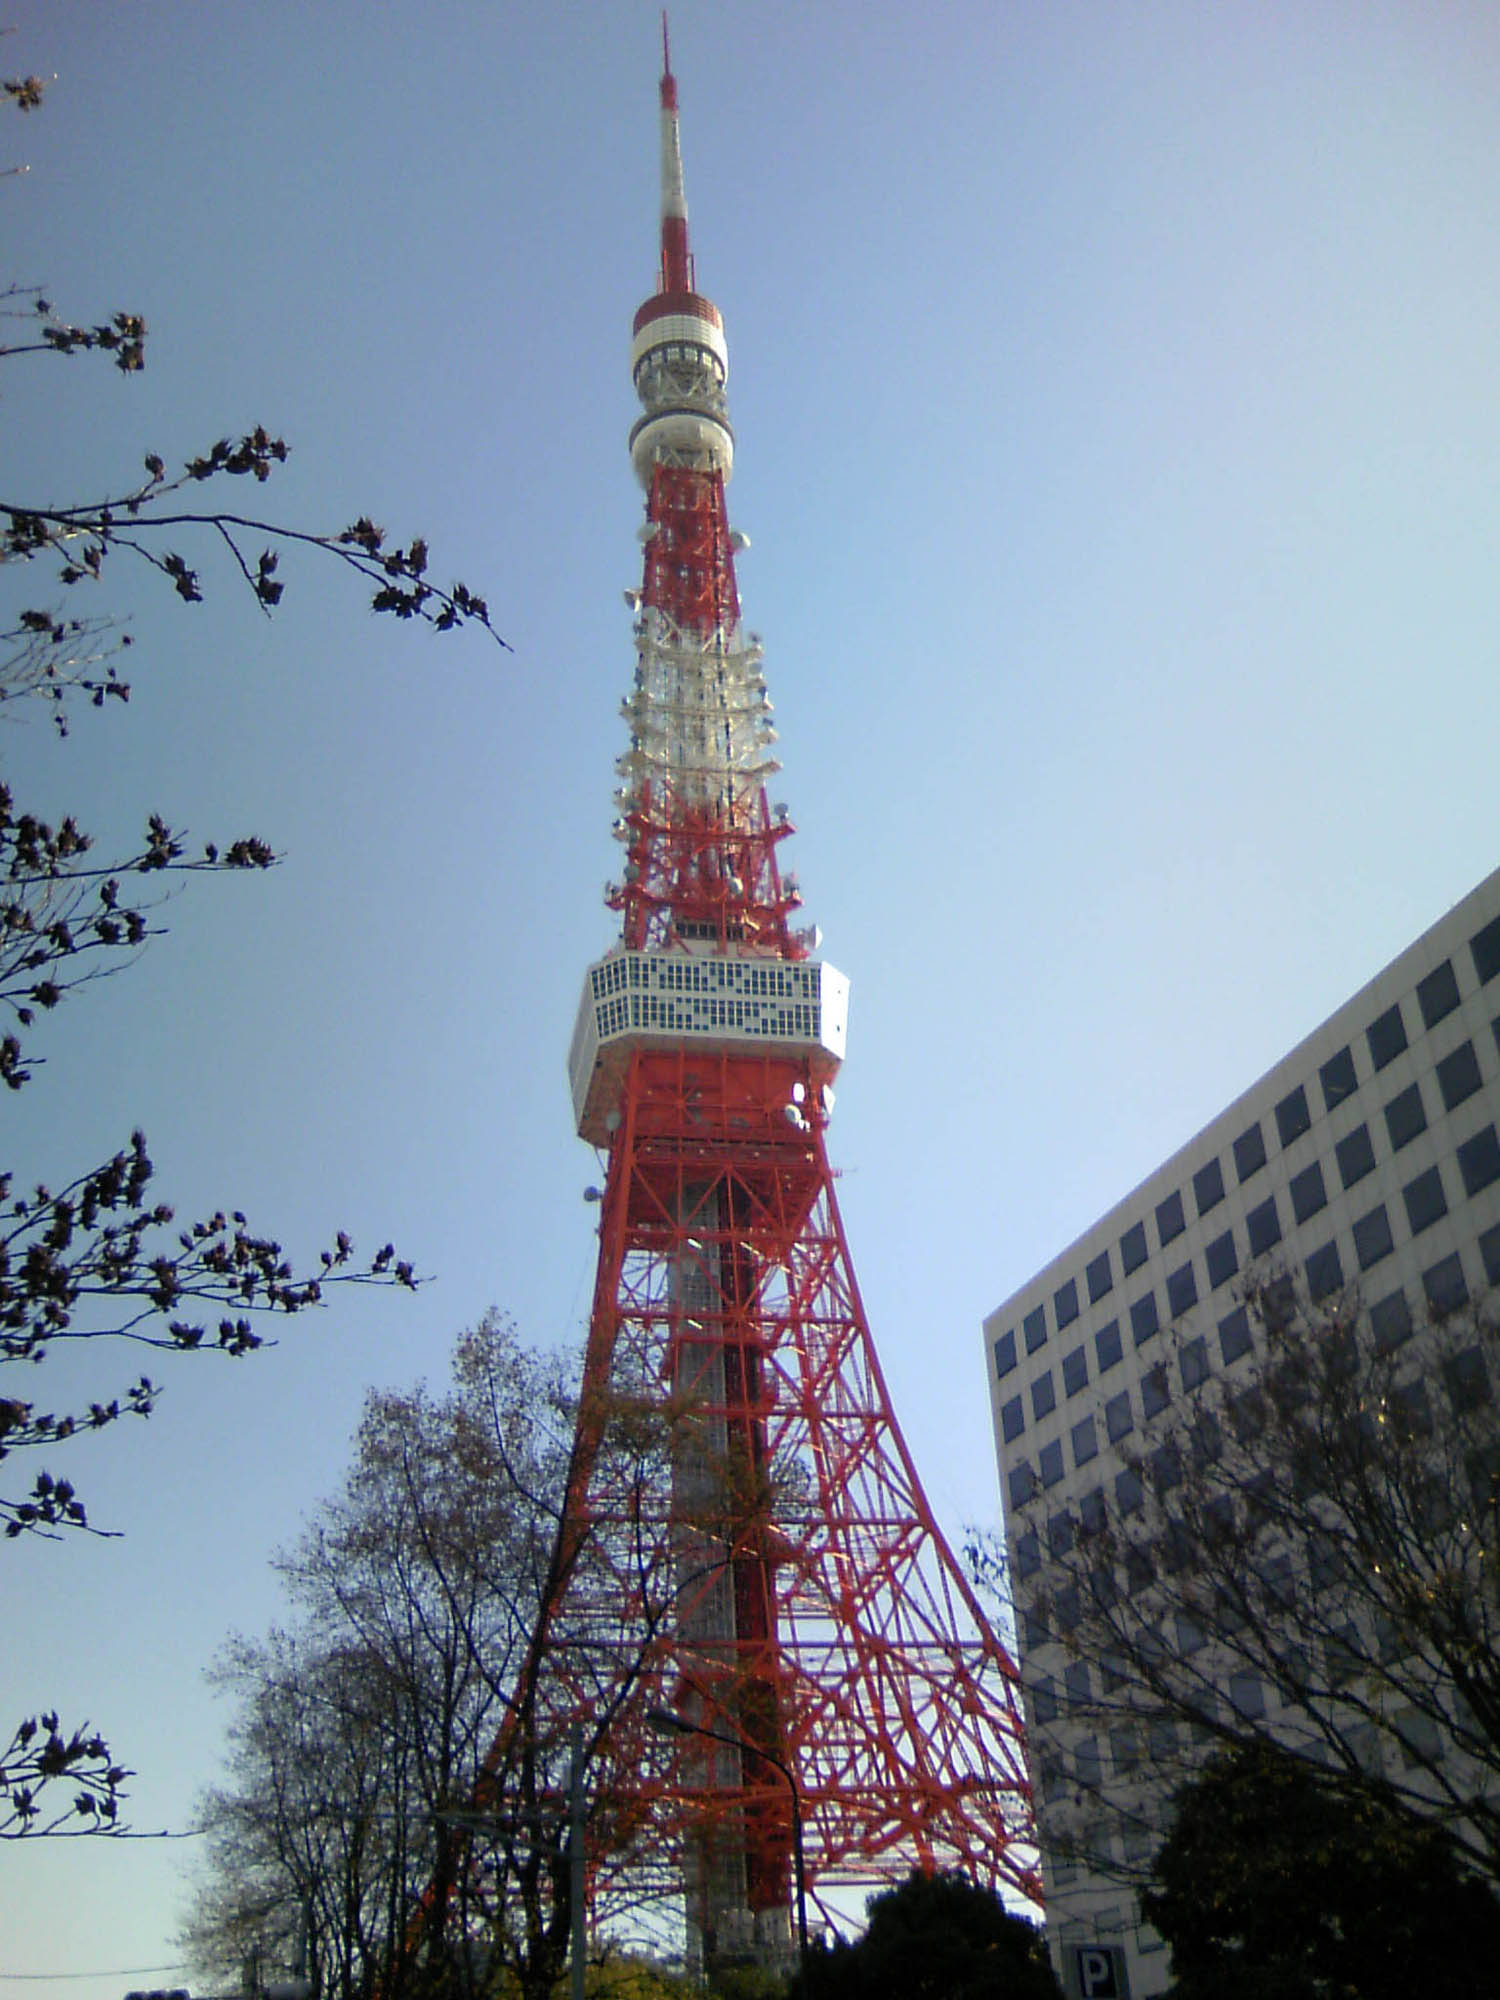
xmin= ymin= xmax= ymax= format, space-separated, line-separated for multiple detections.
xmin=986 ymin=864 xmax=1500 ymax=1995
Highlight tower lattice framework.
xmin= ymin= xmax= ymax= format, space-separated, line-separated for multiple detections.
xmin=547 ymin=35 xmax=1038 ymax=1969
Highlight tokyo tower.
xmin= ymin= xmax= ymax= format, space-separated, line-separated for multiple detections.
xmin=547 ymin=29 xmax=1038 ymax=1972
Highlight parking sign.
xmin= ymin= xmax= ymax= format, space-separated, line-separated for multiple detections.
xmin=1066 ymin=1942 xmax=1129 ymax=1998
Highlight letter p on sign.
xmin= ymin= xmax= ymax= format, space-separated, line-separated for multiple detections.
xmin=1069 ymin=1943 xmax=1126 ymax=1998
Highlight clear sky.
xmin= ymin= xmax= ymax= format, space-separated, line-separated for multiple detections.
xmin=4 ymin=0 xmax=1500 ymax=1991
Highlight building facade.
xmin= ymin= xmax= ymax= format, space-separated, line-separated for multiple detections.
xmin=986 ymin=865 xmax=1500 ymax=1994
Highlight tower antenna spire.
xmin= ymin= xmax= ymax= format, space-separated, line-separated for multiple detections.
xmin=656 ymin=11 xmax=691 ymax=293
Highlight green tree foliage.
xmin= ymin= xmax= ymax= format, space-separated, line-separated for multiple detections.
xmin=791 ymin=1870 xmax=1060 ymax=2000
xmin=2 ymin=81 xmax=495 ymax=1835
xmin=1146 ymin=1741 xmax=1500 ymax=1999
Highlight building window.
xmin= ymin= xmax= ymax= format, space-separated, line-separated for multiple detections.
xmin=1086 ymin=1248 xmax=1113 ymax=1303
xmin=1471 ymin=912 xmax=1500 ymax=986
xmin=1142 ymin=1365 xmax=1171 ymax=1419
xmin=1120 ymin=1220 xmax=1148 ymax=1274
xmin=1233 ymin=1121 xmax=1267 ymax=1182
xmin=1047 ymin=1511 xmax=1075 ymax=1559
xmin=1395 ymin=1708 xmax=1445 ymax=1769
xmin=1000 ymin=1395 xmax=1025 ymax=1443
xmin=1368 ymin=1001 xmax=1408 ymax=1070
xmin=1353 ymin=1202 xmax=1394 ymax=1271
xmin=1130 ymin=1291 xmax=1160 ymax=1345
xmin=1156 ymin=1189 xmax=1186 ymax=1246
xmin=1384 ymin=1081 xmax=1428 ymax=1151
xmin=1229 ymin=1672 xmax=1266 ymax=1719
xmin=1275 ymin=1084 xmax=1312 ymax=1148
xmin=1206 ymin=1229 xmax=1238 ymax=1290
xmin=1115 ymin=1466 xmax=1144 ymax=1514
xmin=1031 ymin=1371 xmax=1056 ymax=1420
xmin=1166 ymin=1261 xmax=1198 ymax=1318
xmin=1015 ymin=1529 xmax=1040 ymax=1579
xmin=1104 ymin=1390 xmax=1134 ymax=1443
xmin=1110 ymin=1723 xmax=1141 ymax=1776
xmin=1218 ymin=1304 xmax=1252 ymax=1364
xmin=1180 ymin=1336 xmax=1209 ymax=1391
xmin=1080 ymin=1487 xmax=1107 ymax=1535
xmin=1334 ymin=1135 xmax=1379 ymax=1206
xmin=1053 ymin=1277 xmax=1079 ymax=1329
xmin=1417 ymin=958 xmax=1461 ymax=1030
xmin=1023 ymin=1305 xmax=1047 ymax=1354
xmin=1305 ymin=1239 xmax=1344 ymax=1302
xmin=1007 ymin=1463 xmax=1035 ymax=1509
xmin=1062 ymin=1345 xmax=1089 ymax=1397
xmin=1176 ymin=1610 xmax=1206 ymax=1656
xmin=1071 ymin=1415 xmax=1099 ymax=1467
xmin=1370 ymin=1289 xmax=1413 ymax=1352
xmin=1444 ymin=1344 xmax=1490 ymax=1414
xmin=1193 ymin=1157 xmax=1225 ymax=1215
xmin=1403 ymin=1164 xmax=1448 ymax=1235
xmin=1039 ymin=1439 xmax=1065 ymax=1487
xmin=1247 ymin=1194 xmax=1282 ymax=1257
xmin=1482 ymin=1222 xmax=1500 ymax=1287
xmin=1290 ymin=1159 xmax=1328 ymax=1224
xmin=1458 ymin=1124 xmax=1500 ymax=1197
xmin=1319 ymin=1044 xmax=1358 ymax=1112
xmin=1095 ymin=1319 xmax=1123 ymax=1372
xmin=1423 ymin=1251 xmax=1468 ymax=1313
xmin=993 ymin=1330 xmax=1017 ymax=1379
xmin=1437 ymin=1039 xmax=1483 ymax=1111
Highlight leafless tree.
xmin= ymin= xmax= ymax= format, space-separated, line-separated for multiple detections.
xmin=973 ymin=1273 xmax=1500 ymax=1892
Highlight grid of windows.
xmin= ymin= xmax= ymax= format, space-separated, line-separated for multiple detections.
xmin=991 ymin=867 xmax=1500 ymax=1965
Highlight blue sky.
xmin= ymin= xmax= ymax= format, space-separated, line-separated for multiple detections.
xmin=4 ymin=1 xmax=1500 ymax=1990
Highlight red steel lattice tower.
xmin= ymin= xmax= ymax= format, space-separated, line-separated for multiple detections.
xmin=557 ymin=32 xmax=1038 ymax=1969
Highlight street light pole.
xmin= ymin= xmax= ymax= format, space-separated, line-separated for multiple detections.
xmin=645 ymin=1705 xmax=810 ymax=1982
